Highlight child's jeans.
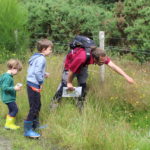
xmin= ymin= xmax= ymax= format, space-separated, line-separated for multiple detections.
xmin=6 ymin=102 xmax=18 ymax=117
xmin=26 ymin=85 xmax=41 ymax=121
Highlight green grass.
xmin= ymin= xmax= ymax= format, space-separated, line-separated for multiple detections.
xmin=0 ymin=54 xmax=150 ymax=150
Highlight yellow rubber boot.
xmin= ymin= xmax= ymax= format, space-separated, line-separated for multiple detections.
xmin=4 ymin=115 xmax=20 ymax=130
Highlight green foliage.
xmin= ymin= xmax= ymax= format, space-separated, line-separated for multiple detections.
xmin=0 ymin=55 xmax=150 ymax=149
xmin=77 ymin=0 xmax=121 ymax=4
xmin=0 ymin=48 xmax=28 ymax=64
xmin=107 ymin=0 xmax=150 ymax=63
xmin=124 ymin=0 xmax=150 ymax=63
xmin=0 ymin=0 xmax=29 ymax=59
xmin=19 ymin=0 xmax=150 ymax=62
xmin=23 ymin=0 xmax=113 ymax=52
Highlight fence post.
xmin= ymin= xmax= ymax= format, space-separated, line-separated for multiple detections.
xmin=99 ymin=31 xmax=105 ymax=82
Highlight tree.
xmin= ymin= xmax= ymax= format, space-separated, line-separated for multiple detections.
xmin=0 ymin=0 xmax=28 ymax=53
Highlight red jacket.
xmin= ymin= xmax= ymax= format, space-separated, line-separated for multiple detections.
xmin=64 ymin=47 xmax=110 ymax=73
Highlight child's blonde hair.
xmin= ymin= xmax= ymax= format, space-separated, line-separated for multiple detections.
xmin=37 ymin=39 xmax=53 ymax=52
xmin=7 ymin=59 xmax=22 ymax=71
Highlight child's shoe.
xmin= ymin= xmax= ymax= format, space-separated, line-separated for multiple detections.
xmin=4 ymin=115 xmax=20 ymax=130
xmin=24 ymin=120 xmax=40 ymax=138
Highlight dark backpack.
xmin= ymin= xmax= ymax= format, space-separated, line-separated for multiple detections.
xmin=69 ymin=35 xmax=96 ymax=62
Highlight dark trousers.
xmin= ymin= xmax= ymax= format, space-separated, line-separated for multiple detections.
xmin=26 ymin=85 xmax=41 ymax=121
xmin=52 ymin=67 xmax=88 ymax=102
xmin=6 ymin=101 xmax=18 ymax=117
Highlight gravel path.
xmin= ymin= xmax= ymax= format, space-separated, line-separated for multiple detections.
xmin=0 ymin=136 xmax=11 ymax=150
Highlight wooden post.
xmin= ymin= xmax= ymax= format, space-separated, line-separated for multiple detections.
xmin=99 ymin=31 xmax=105 ymax=82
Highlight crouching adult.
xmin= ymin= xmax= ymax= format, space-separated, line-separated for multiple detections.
xmin=50 ymin=37 xmax=135 ymax=111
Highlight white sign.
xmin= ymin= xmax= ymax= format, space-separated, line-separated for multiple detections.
xmin=62 ymin=87 xmax=82 ymax=97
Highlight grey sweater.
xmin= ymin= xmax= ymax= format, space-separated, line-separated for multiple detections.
xmin=27 ymin=53 xmax=46 ymax=88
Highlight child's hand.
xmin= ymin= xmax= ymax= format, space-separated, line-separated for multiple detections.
xmin=45 ymin=72 xmax=50 ymax=78
xmin=14 ymin=84 xmax=22 ymax=91
xmin=40 ymin=85 xmax=43 ymax=89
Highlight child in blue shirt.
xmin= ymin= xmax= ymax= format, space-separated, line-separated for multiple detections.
xmin=24 ymin=39 xmax=53 ymax=138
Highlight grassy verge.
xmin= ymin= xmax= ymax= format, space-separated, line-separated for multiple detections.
xmin=0 ymin=55 xmax=150 ymax=150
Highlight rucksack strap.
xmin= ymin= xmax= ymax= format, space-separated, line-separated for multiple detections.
xmin=86 ymin=52 xmax=91 ymax=64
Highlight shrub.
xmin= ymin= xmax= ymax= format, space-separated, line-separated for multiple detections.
xmin=23 ymin=0 xmax=113 ymax=53
xmin=124 ymin=0 xmax=150 ymax=63
xmin=0 ymin=0 xmax=29 ymax=59
xmin=22 ymin=0 xmax=150 ymax=62
xmin=107 ymin=0 xmax=150 ymax=63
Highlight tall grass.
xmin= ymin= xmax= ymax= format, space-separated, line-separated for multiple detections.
xmin=0 ymin=55 xmax=150 ymax=150
xmin=0 ymin=0 xmax=29 ymax=63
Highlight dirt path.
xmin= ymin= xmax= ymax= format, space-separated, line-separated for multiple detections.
xmin=0 ymin=136 xmax=11 ymax=150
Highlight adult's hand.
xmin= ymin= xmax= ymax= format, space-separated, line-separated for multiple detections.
xmin=67 ymin=83 xmax=75 ymax=91
xmin=108 ymin=61 xmax=135 ymax=84
xmin=125 ymin=76 xmax=135 ymax=84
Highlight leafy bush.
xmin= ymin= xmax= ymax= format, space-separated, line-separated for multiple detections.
xmin=124 ymin=0 xmax=150 ymax=63
xmin=107 ymin=0 xmax=150 ymax=63
xmin=23 ymin=0 xmax=113 ymax=52
xmin=21 ymin=0 xmax=150 ymax=62
xmin=0 ymin=0 xmax=28 ymax=57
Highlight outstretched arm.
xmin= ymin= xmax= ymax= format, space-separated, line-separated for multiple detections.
xmin=107 ymin=60 xmax=135 ymax=84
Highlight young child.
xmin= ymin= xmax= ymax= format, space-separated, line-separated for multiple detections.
xmin=0 ymin=59 xmax=22 ymax=130
xmin=24 ymin=39 xmax=53 ymax=138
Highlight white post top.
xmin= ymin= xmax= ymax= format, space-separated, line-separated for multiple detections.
xmin=99 ymin=31 xmax=105 ymax=50
xmin=99 ymin=31 xmax=105 ymax=82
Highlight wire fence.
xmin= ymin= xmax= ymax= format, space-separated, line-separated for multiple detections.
xmin=0 ymin=32 xmax=150 ymax=55
xmin=105 ymin=46 xmax=150 ymax=55
xmin=32 ymin=32 xmax=150 ymax=42
xmin=48 ymin=41 xmax=150 ymax=55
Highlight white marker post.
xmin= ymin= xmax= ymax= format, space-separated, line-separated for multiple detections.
xmin=99 ymin=31 xmax=105 ymax=83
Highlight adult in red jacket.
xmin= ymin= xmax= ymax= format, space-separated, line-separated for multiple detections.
xmin=50 ymin=47 xmax=135 ymax=110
